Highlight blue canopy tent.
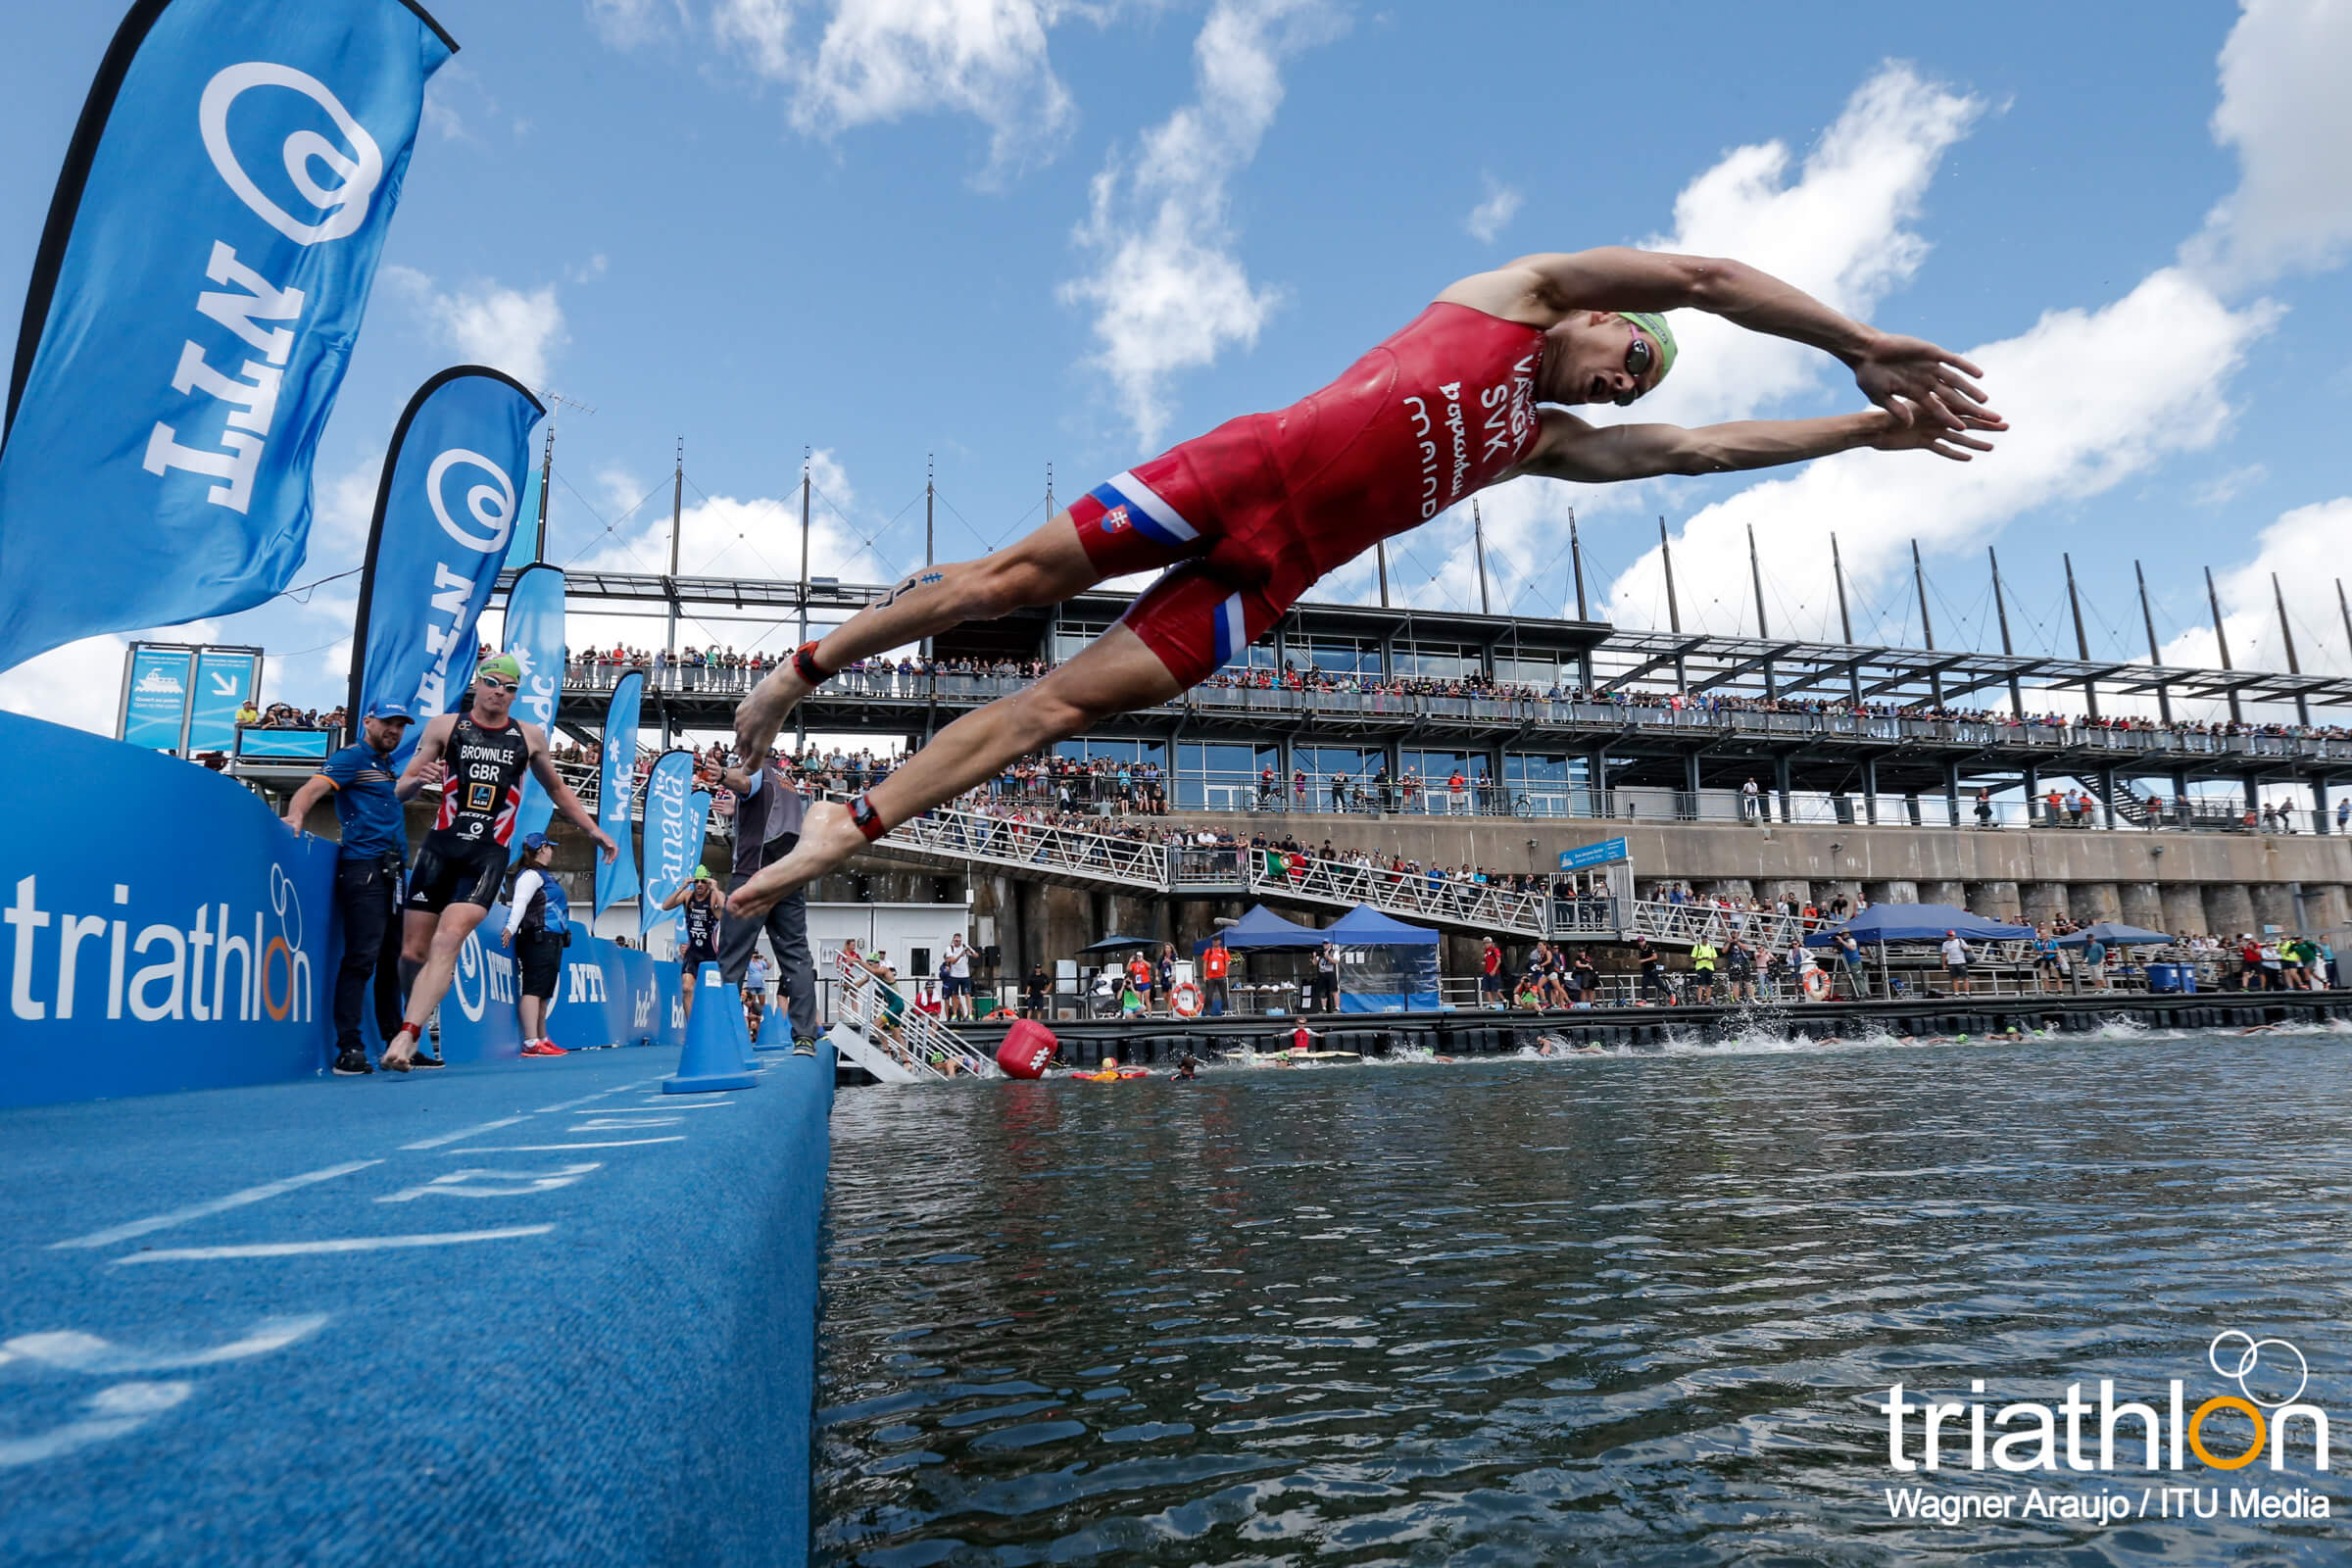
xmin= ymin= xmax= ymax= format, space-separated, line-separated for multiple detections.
xmin=1193 ymin=905 xmax=1326 ymax=953
xmin=1804 ymin=904 xmax=2033 ymax=947
xmin=2055 ymin=922 xmax=2170 ymax=948
xmin=1325 ymin=904 xmax=1442 ymax=1013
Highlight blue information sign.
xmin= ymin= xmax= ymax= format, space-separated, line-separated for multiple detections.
xmin=188 ymin=648 xmax=262 ymax=751
xmin=121 ymin=646 xmax=194 ymax=750
xmin=1557 ymin=836 xmax=1629 ymax=871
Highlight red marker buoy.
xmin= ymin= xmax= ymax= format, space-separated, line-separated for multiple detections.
xmin=997 ymin=1019 xmax=1056 ymax=1079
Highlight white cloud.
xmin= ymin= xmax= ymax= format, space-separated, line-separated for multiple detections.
xmin=2183 ymin=0 xmax=2352 ymax=287
xmin=1465 ymin=176 xmax=1521 ymax=245
xmin=1590 ymin=270 xmax=2278 ymax=636
xmin=1060 ymin=0 xmax=1343 ymax=446
xmin=383 ymin=268 xmax=567 ymax=390
xmin=1626 ymin=62 xmax=1984 ymax=433
xmin=2160 ymin=497 xmax=2352 ymax=677
xmin=710 ymin=0 xmax=1080 ymax=173
xmin=1 ymin=621 xmax=221 ymax=737
xmin=2189 ymin=462 xmax=2268 ymax=509
xmin=588 ymin=0 xmax=688 ymax=48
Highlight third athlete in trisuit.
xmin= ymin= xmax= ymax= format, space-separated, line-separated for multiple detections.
xmin=726 ymin=245 xmax=2005 ymax=914
xmin=660 ymin=866 xmax=726 ymax=1024
xmin=386 ymin=654 xmax=616 ymax=1071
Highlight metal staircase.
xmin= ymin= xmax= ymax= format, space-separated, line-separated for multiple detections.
xmin=825 ymin=952 xmax=998 ymax=1084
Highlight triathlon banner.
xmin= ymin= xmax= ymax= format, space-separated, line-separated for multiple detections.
xmin=0 ymin=0 xmax=457 ymax=675
xmin=0 ymin=709 xmax=340 ymax=1107
xmin=500 ymin=562 xmax=566 ymax=861
xmin=639 ymin=750 xmax=697 ymax=937
xmin=347 ymin=368 xmax=545 ymax=768
xmin=594 ymin=669 xmax=644 ymax=917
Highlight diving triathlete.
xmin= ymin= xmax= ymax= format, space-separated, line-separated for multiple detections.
xmin=661 ymin=866 xmax=726 ymax=1024
xmin=385 ymin=655 xmax=615 ymax=1071
xmin=728 ymin=246 xmax=2003 ymax=915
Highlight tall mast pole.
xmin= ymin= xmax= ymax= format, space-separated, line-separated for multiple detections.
xmin=922 ymin=455 xmax=936 ymax=662
xmin=797 ymin=448 xmax=811 ymax=646
xmin=1471 ymin=498 xmax=1491 ymax=615
xmin=1658 ymin=516 xmax=1685 ymax=691
xmin=2274 ymin=572 xmax=2309 ymax=725
xmin=2338 ymin=579 xmax=2352 ymax=671
xmin=534 ymin=422 xmax=554 ymax=564
xmin=2062 ymin=551 xmax=2097 ymax=719
xmin=1912 ymin=539 xmax=1943 ymax=707
xmin=1747 ymin=523 xmax=1776 ymax=701
xmin=2135 ymin=560 xmax=2172 ymax=725
xmin=1375 ymin=540 xmax=1391 ymax=609
xmin=1990 ymin=546 xmax=2023 ymax=718
xmin=665 ymin=437 xmax=682 ymax=657
xmin=1832 ymin=533 xmax=1854 ymax=642
xmin=1833 ymin=532 xmax=1860 ymax=710
xmin=1568 ymin=510 xmax=1592 ymax=689
xmin=2206 ymin=565 xmax=2239 ymax=723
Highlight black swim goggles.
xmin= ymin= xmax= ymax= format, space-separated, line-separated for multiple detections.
xmin=1614 ymin=323 xmax=1656 ymax=407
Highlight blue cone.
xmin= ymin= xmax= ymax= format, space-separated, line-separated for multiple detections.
xmin=663 ymin=963 xmax=758 ymax=1094
xmin=719 ymin=980 xmax=759 ymax=1071
xmin=753 ymin=997 xmax=790 ymax=1053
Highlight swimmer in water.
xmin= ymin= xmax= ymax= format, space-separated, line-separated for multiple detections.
xmin=1174 ymin=1050 xmax=1200 ymax=1081
xmin=727 ymin=248 xmax=2001 ymax=918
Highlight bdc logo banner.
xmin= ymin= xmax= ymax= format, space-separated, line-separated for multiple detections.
xmin=0 ymin=0 xmax=459 ymax=676
xmin=348 ymin=368 xmax=547 ymax=770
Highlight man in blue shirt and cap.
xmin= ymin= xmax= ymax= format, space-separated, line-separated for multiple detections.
xmin=283 ymin=699 xmax=416 ymax=1076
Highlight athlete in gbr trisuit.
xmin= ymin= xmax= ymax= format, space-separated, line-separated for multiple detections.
xmin=384 ymin=654 xmax=616 ymax=1071
xmin=726 ymin=245 xmax=2005 ymax=916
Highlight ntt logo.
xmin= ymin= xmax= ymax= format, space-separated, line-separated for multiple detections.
xmin=1882 ymin=1330 xmax=2329 ymax=1475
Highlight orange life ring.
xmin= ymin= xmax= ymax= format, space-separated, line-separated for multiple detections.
xmin=1802 ymin=968 xmax=1832 ymax=1001
xmin=986 ymin=1006 xmax=1018 ymax=1021
xmin=1170 ymin=981 xmax=1203 ymax=1018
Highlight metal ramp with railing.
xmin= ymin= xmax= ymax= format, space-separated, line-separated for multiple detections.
xmin=826 ymin=953 xmax=999 ymax=1084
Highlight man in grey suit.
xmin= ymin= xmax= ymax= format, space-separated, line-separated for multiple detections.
xmin=715 ymin=757 xmax=821 ymax=1054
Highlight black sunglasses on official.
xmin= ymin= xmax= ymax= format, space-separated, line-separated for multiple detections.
xmin=1613 ymin=324 xmax=1656 ymax=407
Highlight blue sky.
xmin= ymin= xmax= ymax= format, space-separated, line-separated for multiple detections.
xmin=4 ymin=0 xmax=2350 ymax=729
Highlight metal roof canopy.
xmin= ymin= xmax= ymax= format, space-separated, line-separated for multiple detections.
xmin=506 ymin=570 xmax=2352 ymax=712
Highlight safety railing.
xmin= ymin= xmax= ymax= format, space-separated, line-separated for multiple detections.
xmin=830 ymin=953 xmax=996 ymax=1080
xmin=865 ymin=796 xmax=1172 ymax=890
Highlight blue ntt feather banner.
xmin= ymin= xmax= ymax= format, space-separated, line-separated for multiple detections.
xmin=594 ymin=669 xmax=644 ymax=918
xmin=501 ymin=563 xmax=566 ymax=860
xmin=346 ymin=368 xmax=544 ymax=769
xmin=0 ymin=0 xmax=457 ymax=673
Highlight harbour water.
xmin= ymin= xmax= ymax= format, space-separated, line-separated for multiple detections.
xmin=814 ymin=1029 xmax=2352 ymax=1565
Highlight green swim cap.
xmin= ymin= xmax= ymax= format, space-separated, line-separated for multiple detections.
xmin=693 ymin=864 xmax=711 ymax=880
xmin=477 ymin=653 xmax=522 ymax=682
xmin=1614 ymin=311 xmax=1678 ymax=388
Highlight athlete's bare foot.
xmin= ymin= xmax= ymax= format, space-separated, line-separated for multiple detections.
xmin=728 ymin=800 xmax=867 ymax=919
xmin=734 ymin=664 xmax=814 ymax=763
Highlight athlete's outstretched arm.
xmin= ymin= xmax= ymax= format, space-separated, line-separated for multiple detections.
xmin=522 ymin=721 xmax=618 ymax=860
xmin=1519 ymin=404 xmax=2002 ymax=484
xmin=1476 ymin=247 xmax=1990 ymax=427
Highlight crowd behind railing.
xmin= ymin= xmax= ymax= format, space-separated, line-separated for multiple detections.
xmin=561 ymin=646 xmax=2352 ymax=747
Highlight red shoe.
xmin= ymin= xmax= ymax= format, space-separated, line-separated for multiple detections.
xmin=520 ymin=1039 xmax=567 ymax=1056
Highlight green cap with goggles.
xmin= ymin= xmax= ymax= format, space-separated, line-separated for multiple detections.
xmin=1614 ymin=311 xmax=1678 ymax=388
xmin=476 ymin=654 xmax=522 ymax=683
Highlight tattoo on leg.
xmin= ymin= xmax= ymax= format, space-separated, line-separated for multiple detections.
xmin=875 ymin=569 xmax=947 ymax=611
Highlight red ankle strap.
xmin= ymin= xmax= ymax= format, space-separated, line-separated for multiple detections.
xmin=849 ymin=794 xmax=889 ymax=842
xmin=792 ymin=641 xmax=830 ymax=687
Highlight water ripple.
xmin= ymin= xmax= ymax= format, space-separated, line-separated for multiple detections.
xmin=815 ymin=1037 xmax=2352 ymax=1564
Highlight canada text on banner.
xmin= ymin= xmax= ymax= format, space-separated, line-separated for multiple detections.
xmin=0 ymin=0 xmax=457 ymax=673
xmin=500 ymin=563 xmax=566 ymax=860
xmin=595 ymin=670 xmax=645 ymax=917
xmin=639 ymin=751 xmax=698 ymax=937
xmin=347 ymin=368 xmax=545 ymax=769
